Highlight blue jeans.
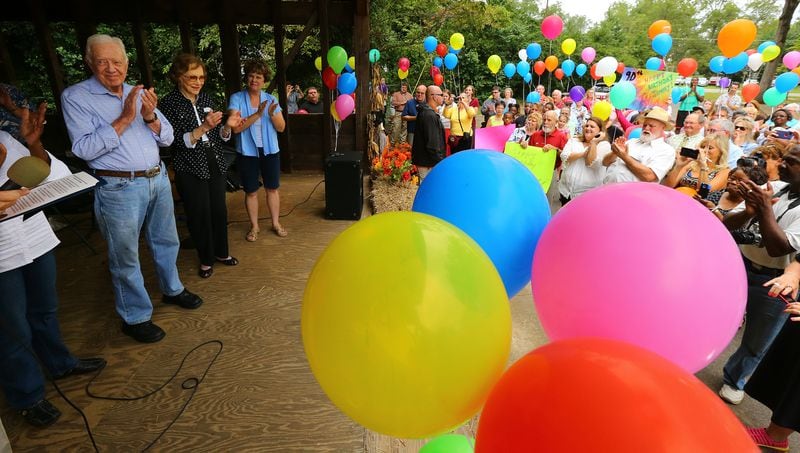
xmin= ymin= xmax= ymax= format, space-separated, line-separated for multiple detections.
xmin=94 ymin=165 xmax=184 ymax=324
xmin=0 ymin=251 xmax=77 ymax=409
xmin=723 ymin=266 xmax=789 ymax=390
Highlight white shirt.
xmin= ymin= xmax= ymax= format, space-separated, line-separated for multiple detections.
xmin=666 ymin=132 xmax=703 ymax=150
xmin=603 ymin=137 xmax=676 ymax=184
xmin=0 ymin=131 xmax=72 ymax=273
xmin=741 ymin=181 xmax=800 ymax=269
xmin=559 ymin=138 xmax=611 ymax=198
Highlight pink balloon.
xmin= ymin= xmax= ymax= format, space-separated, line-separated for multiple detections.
xmin=580 ymin=47 xmax=596 ymax=64
xmin=296 ymin=109 xmax=308 ymax=114
xmin=531 ymin=183 xmax=746 ymax=373
xmin=783 ymin=51 xmax=800 ymax=70
xmin=334 ymin=95 xmax=355 ymax=121
xmin=541 ymin=15 xmax=563 ymax=40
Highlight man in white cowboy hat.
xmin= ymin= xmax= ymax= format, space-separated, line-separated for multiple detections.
xmin=603 ymin=107 xmax=676 ymax=184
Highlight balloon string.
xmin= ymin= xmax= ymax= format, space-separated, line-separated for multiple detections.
xmin=413 ymin=64 xmax=426 ymax=91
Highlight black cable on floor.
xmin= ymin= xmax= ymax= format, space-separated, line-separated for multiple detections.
xmin=227 ymin=178 xmax=325 ymax=224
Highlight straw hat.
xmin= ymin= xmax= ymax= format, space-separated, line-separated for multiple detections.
xmin=644 ymin=107 xmax=674 ymax=130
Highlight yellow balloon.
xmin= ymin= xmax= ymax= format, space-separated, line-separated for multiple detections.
xmin=561 ymin=38 xmax=576 ymax=56
xmin=398 ymin=68 xmax=409 ymax=79
xmin=592 ymin=100 xmax=613 ymax=121
xmin=762 ymin=45 xmax=781 ymax=62
xmin=545 ymin=55 xmax=559 ymax=72
xmin=348 ymin=56 xmax=356 ymax=69
xmin=487 ymin=55 xmax=502 ymax=74
xmin=603 ymin=73 xmax=616 ymax=86
xmin=450 ymin=32 xmax=465 ymax=50
xmin=330 ymin=103 xmax=341 ymax=122
xmin=302 ymin=212 xmax=511 ymax=439
xmin=314 ymin=56 xmax=322 ymax=71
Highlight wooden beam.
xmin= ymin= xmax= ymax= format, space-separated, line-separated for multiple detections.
xmin=131 ymin=21 xmax=154 ymax=87
xmin=30 ymin=0 xmax=66 ymax=112
xmin=265 ymin=11 xmax=317 ymax=93
xmin=319 ymin=0 xmax=332 ymax=158
xmin=353 ymin=0 xmax=369 ymax=155
xmin=219 ymin=20 xmax=242 ymax=101
xmin=0 ymin=31 xmax=16 ymax=83
xmin=179 ymin=21 xmax=195 ymax=54
xmin=273 ymin=0 xmax=291 ymax=173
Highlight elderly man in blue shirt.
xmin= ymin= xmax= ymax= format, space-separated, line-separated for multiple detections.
xmin=62 ymin=34 xmax=202 ymax=344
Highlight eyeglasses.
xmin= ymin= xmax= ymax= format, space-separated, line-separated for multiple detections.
xmin=431 ymin=93 xmax=444 ymax=98
xmin=734 ymin=125 xmax=748 ymax=131
xmin=182 ymin=75 xmax=206 ymax=82
xmin=737 ymin=156 xmax=767 ymax=169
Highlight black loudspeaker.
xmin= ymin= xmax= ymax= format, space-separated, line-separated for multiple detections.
xmin=325 ymin=152 xmax=363 ymax=220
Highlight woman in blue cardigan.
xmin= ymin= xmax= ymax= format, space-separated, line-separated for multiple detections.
xmin=228 ymin=59 xmax=287 ymax=242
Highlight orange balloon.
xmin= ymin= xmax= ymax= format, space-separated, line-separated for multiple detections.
xmin=475 ymin=339 xmax=756 ymax=453
xmin=717 ymin=19 xmax=757 ymax=58
xmin=675 ymin=187 xmax=698 ymax=197
xmin=793 ymin=67 xmax=800 ymax=77
xmin=544 ymin=55 xmax=559 ymax=73
xmin=590 ymin=63 xmax=600 ymax=80
xmin=741 ymin=83 xmax=760 ymax=103
xmin=648 ymin=20 xmax=672 ymax=40
xmin=616 ymin=62 xmax=625 ymax=74
xmin=533 ymin=60 xmax=546 ymax=76
xmin=554 ymin=68 xmax=564 ymax=80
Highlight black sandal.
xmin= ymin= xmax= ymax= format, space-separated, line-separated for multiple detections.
xmin=216 ymin=256 xmax=239 ymax=266
xmin=198 ymin=267 xmax=214 ymax=278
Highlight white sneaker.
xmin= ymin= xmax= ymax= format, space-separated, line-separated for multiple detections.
xmin=719 ymin=384 xmax=744 ymax=404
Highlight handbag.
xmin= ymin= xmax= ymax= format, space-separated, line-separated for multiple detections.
xmin=448 ymin=134 xmax=461 ymax=147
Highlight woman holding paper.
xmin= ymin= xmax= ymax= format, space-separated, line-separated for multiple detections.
xmin=558 ymin=117 xmax=611 ymax=204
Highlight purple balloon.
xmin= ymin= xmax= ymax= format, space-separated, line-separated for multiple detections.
xmin=569 ymin=86 xmax=586 ymax=103
xmin=718 ymin=77 xmax=731 ymax=89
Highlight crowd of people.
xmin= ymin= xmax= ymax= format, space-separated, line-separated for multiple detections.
xmin=4 ymin=32 xmax=800 ymax=449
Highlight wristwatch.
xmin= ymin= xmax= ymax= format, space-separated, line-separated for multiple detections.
xmin=143 ymin=115 xmax=157 ymax=124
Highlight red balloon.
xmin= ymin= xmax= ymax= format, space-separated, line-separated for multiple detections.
xmin=322 ymin=66 xmax=337 ymax=90
xmin=745 ymin=49 xmax=757 ymax=55
xmin=554 ymin=68 xmax=564 ymax=80
xmin=533 ymin=61 xmax=546 ymax=76
xmin=436 ymin=43 xmax=448 ymax=58
xmin=616 ymin=62 xmax=625 ymax=74
xmin=398 ymin=57 xmax=410 ymax=71
xmin=430 ymin=66 xmax=440 ymax=78
xmin=475 ymin=339 xmax=756 ymax=453
xmin=433 ymin=73 xmax=443 ymax=86
xmin=590 ymin=63 xmax=600 ymax=80
xmin=677 ymin=58 xmax=698 ymax=77
xmin=741 ymin=83 xmax=760 ymax=103
xmin=296 ymin=109 xmax=308 ymax=114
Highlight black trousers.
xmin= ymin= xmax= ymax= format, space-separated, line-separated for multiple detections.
xmin=175 ymin=171 xmax=229 ymax=266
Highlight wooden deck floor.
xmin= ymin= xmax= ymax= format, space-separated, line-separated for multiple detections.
xmin=1 ymin=173 xmax=793 ymax=452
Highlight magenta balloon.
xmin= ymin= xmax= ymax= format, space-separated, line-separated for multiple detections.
xmin=580 ymin=47 xmax=596 ymax=64
xmin=531 ymin=183 xmax=747 ymax=373
xmin=541 ymin=15 xmax=564 ymax=40
xmin=334 ymin=95 xmax=355 ymax=121
xmin=784 ymin=51 xmax=800 ymax=70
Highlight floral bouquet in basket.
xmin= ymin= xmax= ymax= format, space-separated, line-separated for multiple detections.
xmin=371 ymin=143 xmax=419 ymax=185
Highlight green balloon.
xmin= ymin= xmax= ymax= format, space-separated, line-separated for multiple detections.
xmin=609 ymin=81 xmax=637 ymax=110
xmin=419 ymin=434 xmax=474 ymax=453
xmin=763 ymin=87 xmax=787 ymax=107
xmin=328 ymin=46 xmax=348 ymax=74
xmin=369 ymin=48 xmax=381 ymax=64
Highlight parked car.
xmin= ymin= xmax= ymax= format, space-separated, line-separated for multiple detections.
xmin=744 ymin=79 xmax=758 ymax=85
xmin=697 ymin=77 xmax=709 ymax=86
xmin=709 ymin=76 xmax=721 ymax=86
xmin=675 ymin=76 xmax=686 ymax=85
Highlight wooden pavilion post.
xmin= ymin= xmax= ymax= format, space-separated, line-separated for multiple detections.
xmin=0 ymin=32 xmax=15 ymax=83
xmin=219 ymin=17 xmax=242 ymax=102
xmin=30 ymin=0 xmax=66 ymax=113
xmin=273 ymin=0 xmax=292 ymax=173
xmin=353 ymin=0 xmax=369 ymax=157
xmin=131 ymin=21 xmax=154 ymax=88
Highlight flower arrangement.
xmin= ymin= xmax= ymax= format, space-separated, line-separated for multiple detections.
xmin=371 ymin=143 xmax=419 ymax=185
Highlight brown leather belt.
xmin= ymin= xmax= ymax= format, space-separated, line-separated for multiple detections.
xmin=93 ymin=166 xmax=161 ymax=178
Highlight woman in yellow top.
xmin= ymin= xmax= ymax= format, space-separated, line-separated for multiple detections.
xmin=444 ymin=92 xmax=476 ymax=153
xmin=486 ymin=101 xmax=506 ymax=127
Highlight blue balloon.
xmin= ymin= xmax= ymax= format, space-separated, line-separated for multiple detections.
xmin=337 ymin=72 xmax=357 ymax=94
xmin=645 ymin=57 xmax=662 ymax=71
xmin=576 ymin=63 xmax=587 ymax=77
xmin=412 ymin=151 xmax=551 ymax=297
xmin=526 ymin=92 xmax=541 ymax=103
xmin=444 ymin=53 xmax=458 ymax=70
xmin=722 ymin=52 xmax=748 ymax=74
xmin=709 ymin=56 xmax=725 ymax=73
xmin=671 ymin=87 xmax=683 ymax=104
xmin=758 ymin=41 xmax=776 ymax=53
xmin=343 ymin=62 xmax=354 ymax=73
xmin=503 ymin=63 xmax=516 ymax=79
xmin=449 ymin=46 xmax=461 ymax=54
xmin=516 ymin=60 xmax=531 ymax=77
xmin=526 ymin=43 xmax=542 ymax=60
xmin=561 ymin=60 xmax=575 ymax=76
xmin=423 ymin=36 xmax=438 ymax=53
xmin=628 ymin=127 xmax=642 ymax=139
xmin=652 ymin=33 xmax=672 ymax=57
xmin=524 ymin=73 xmax=532 ymax=83
xmin=433 ymin=56 xmax=443 ymax=68
xmin=775 ymin=72 xmax=800 ymax=93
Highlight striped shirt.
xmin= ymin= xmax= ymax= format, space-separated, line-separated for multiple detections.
xmin=61 ymin=77 xmax=174 ymax=170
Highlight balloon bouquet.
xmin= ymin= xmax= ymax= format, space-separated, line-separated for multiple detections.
xmin=320 ymin=46 xmax=357 ymax=151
